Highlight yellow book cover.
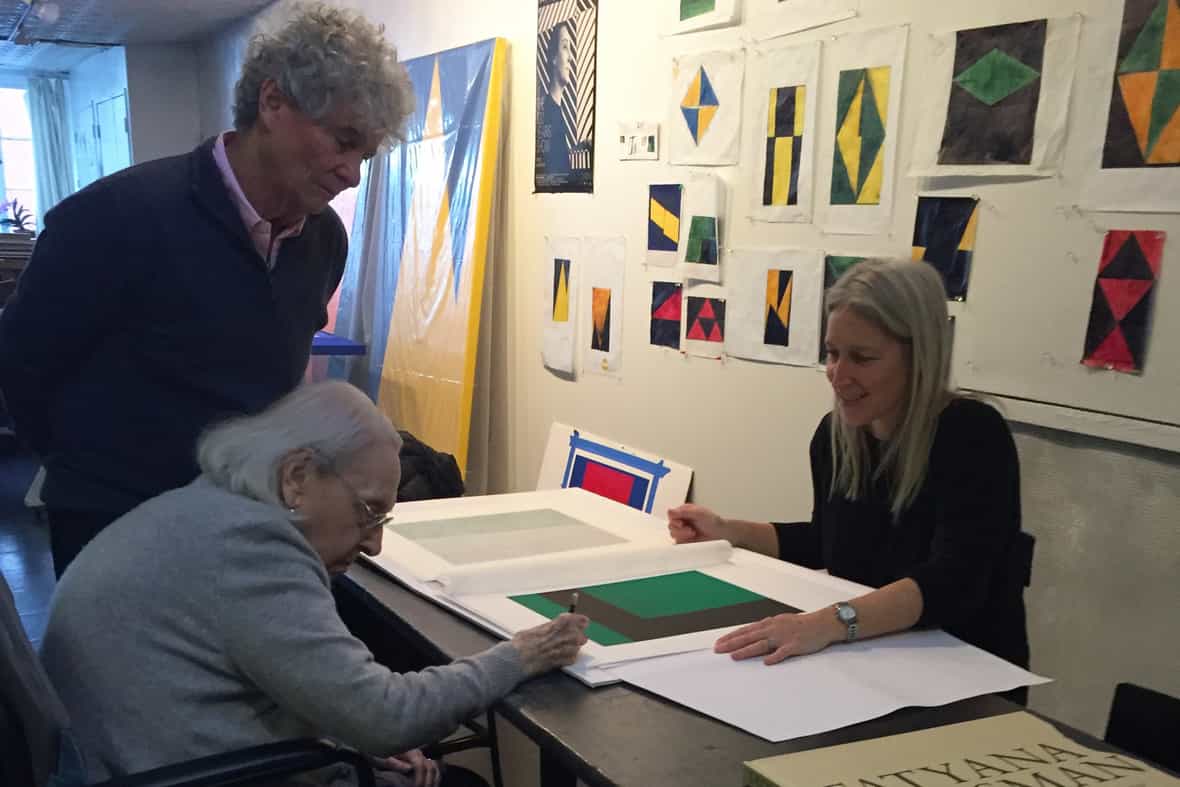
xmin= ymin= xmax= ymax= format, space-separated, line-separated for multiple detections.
xmin=744 ymin=712 xmax=1176 ymax=787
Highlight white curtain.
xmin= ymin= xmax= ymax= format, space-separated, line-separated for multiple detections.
xmin=25 ymin=76 xmax=75 ymax=216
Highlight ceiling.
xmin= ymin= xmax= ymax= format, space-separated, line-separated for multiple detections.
xmin=0 ymin=0 xmax=275 ymax=71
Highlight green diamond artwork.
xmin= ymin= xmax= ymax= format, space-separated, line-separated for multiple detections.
xmin=953 ymin=47 xmax=1040 ymax=106
xmin=939 ymin=19 xmax=1047 ymax=165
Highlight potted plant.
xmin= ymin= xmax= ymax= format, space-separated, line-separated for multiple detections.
xmin=0 ymin=198 xmax=34 ymax=234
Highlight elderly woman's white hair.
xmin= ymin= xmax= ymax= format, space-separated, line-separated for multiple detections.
xmin=233 ymin=2 xmax=414 ymax=145
xmin=197 ymin=381 xmax=403 ymax=507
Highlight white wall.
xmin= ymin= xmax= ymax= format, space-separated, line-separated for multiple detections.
xmin=125 ymin=44 xmax=202 ymax=163
xmin=196 ymin=0 xmax=1180 ymax=737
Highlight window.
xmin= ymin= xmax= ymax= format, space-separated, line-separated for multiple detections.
xmin=0 ymin=88 xmax=39 ymax=231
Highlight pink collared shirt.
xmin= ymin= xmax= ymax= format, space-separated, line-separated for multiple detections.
xmin=212 ymin=132 xmax=305 ymax=269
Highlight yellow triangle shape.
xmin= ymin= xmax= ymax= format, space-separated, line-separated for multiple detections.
xmin=425 ymin=57 xmax=444 ymax=139
xmin=554 ymin=266 xmax=569 ymax=322
xmin=857 ymin=144 xmax=884 ymax=205
xmin=959 ymin=204 xmax=980 ymax=252
xmin=1119 ymin=71 xmax=1157 ymax=160
xmin=697 ymin=104 xmax=718 ymax=141
xmin=912 ymin=246 xmax=926 ymax=261
xmin=1162 ymin=0 xmax=1180 ymax=70
xmin=836 ymin=78 xmax=865 ymax=194
xmin=866 ymin=66 xmax=891 ymax=122
xmin=683 ymin=69 xmax=701 ymax=108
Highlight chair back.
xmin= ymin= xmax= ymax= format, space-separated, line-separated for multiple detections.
xmin=0 ymin=572 xmax=74 ymax=787
xmin=1106 ymin=682 xmax=1180 ymax=772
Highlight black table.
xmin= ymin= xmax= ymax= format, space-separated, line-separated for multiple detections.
xmin=336 ymin=562 xmax=1060 ymax=787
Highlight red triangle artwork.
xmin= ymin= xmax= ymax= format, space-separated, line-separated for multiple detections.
xmin=1082 ymin=230 xmax=1166 ymax=373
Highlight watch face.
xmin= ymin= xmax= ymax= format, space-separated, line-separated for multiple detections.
xmin=837 ymin=604 xmax=856 ymax=623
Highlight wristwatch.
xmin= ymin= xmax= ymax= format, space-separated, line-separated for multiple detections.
xmin=834 ymin=601 xmax=859 ymax=642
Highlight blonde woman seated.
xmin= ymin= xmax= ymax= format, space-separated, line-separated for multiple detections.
xmin=670 ymin=260 xmax=1029 ymax=678
xmin=42 ymin=381 xmax=588 ymax=786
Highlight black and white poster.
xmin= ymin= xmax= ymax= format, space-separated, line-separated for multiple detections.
xmin=535 ymin=0 xmax=597 ymax=193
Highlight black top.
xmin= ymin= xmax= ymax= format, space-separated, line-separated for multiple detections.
xmin=774 ymin=398 xmax=1029 ymax=667
xmin=0 ymin=137 xmax=347 ymax=516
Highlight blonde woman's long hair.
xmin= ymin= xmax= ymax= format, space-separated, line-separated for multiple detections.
xmin=825 ymin=259 xmax=954 ymax=517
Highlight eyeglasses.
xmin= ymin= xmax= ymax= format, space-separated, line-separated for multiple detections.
xmin=314 ymin=453 xmax=394 ymax=532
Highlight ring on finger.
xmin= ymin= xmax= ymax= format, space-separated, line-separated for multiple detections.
xmin=765 ymin=637 xmax=777 ymax=651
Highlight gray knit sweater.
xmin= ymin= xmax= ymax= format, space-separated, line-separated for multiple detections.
xmin=41 ymin=477 xmax=526 ymax=782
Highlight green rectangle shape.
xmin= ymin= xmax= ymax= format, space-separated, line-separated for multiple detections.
xmin=685 ymin=216 xmax=717 ymax=262
xmin=680 ymin=0 xmax=715 ymax=21
xmin=509 ymin=593 xmax=632 ymax=646
xmin=584 ymin=570 xmax=765 ymax=618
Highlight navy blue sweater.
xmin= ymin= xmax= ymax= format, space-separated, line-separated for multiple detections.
xmin=0 ymin=137 xmax=347 ymax=515
xmin=774 ymin=399 xmax=1029 ymax=668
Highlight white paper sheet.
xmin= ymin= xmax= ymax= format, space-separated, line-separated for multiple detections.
xmin=679 ymin=172 xmax=725 ymax=282
xmin=681 ymin=282 xmax=728 ymax=358
xmin=536 ymin=421 xmax=694 ymax=515
xmin=668 ymin=49 xmax=745 ymax=166
xmin=668 ymin=0 xmax=740 ymax=36
xmin=819 ymin=26 xmax=909 ymax=236
xmin=442 ymin=541 xmax=731 ymax=596
xmin=581 ymin=236 xmax=626 ymax=377
xmin=378 ymin=487 xmax=670 ymax=582
xmin=910 ymin=16 xmax=1081 ymax=177
xmin=725 ymin=248 xmax=823 ymax=366
xmin=647 ymin=183 xmax=684 ymax=267
xmin=1079 ymin=9 xmax=1180 ymax=212
xmin=748 ymin=41 xmax=821 ymax=223
xmin=541 ymin=236 xmax=581 ymax=374
xmin=606 ymin=630 xmax=1051 ymax=742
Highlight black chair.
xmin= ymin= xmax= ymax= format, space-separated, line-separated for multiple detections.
xmin=1105 ymin=682 xmax=1180 ymax=773
xmin=0 ymin=573 xmax=374 ymax=787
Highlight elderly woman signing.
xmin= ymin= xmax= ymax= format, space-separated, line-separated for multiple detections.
xmin=42 ymin=382 xmax=588 ymax=786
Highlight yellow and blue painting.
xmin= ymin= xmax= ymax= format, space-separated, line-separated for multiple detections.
xmin=330 ymin=39 xmax=508 ymax=475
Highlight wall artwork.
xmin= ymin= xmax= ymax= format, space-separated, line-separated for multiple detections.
xmin=726 ymin=248 xmax=824 ymax=366
xmin=356 ymin=39 xmax=507 ymax=476
xmin=537 ymin=422 xmax=694 ymax=514
xmin=818 ymin=255 xmax=866 ymax=362
xmin=672 ymin=0 xmax=739 ymax=35
xmin=821 ymin=26 xmax=908 ymax=235
xmin=542 ymin=236 xmax=582 ymax=375
xmin=1082 ymin=230 xmax=1166 ymax=374
xmin=1082 ymin=0 xmax=1180 ymax=211
xmin=647 ymin=183 xmax=683 ymax=267
xmin=910 ymin=17 xmax=1080 ymax=176
xmin=581 ymin=236 xmax=625 ymax=376
xmin=619 ymin=122 xmax=660 ymax=160
xmin=748 ymin=41 xmax=821 ymax=223
xmin=668 ymin=49 xmax=745 ymax=165
xmin=912 ymin=197 xmax=980 ymax=302
xmin=680 ymin=173 xmax=724 ymax=282
xmin=535 ymin=0 xmax=598 ymax=193
xmin=683 ymin=288 xmax=727 ymax=358
xmin=650 ymin=281 xmax=683 ymax=349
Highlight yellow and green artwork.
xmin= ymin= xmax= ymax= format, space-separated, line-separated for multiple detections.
xmin=830 ymin=66 xmax=890 ymax=205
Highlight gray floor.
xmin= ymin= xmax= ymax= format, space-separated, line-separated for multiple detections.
xmin=0 ymin=437 xmax=52 ymax=649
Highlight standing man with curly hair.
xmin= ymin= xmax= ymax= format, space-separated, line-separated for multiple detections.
xmin=0 ymin=3 xmax=414 ymax=577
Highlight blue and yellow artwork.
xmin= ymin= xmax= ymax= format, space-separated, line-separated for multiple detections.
xmin=681 ymin=65 xmax=721 ymax=145
xmin=330 ymin=39 xmax=509 ymax=475
xmin=648 ymin=184 xmax=683 ymax=252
